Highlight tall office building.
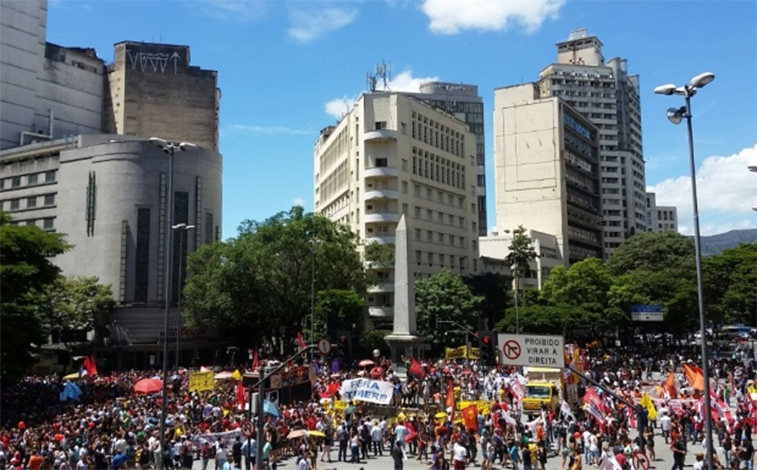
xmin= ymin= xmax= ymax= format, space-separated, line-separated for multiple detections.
xmin=103 ymin=42 xmax=221 ymax=151
xmin=407 ymin=82 xmax=487 ymax=236
xmin=314 ymin=92 xmax=480 ymax=327
xmin=493 ymin=83 xmax=604 ymax=264
xmin=535 ymin=29 xmax=647 ymax=258
xmin=646 ymin=192 xmax=678 ymax=233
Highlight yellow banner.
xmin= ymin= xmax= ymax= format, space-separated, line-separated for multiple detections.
xmin=189 ymin=371 xmax=214 ymax=392
xmin=445 ymin=346 xmax=480 ymax=360
xmin=458 ymin=400 xmax=492 ymax=416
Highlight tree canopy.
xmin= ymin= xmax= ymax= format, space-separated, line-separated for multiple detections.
xmin=183 ymin=207 xmax=367 ymax=352
xmin=415 ymin=271 xmax=482 ymax=353
xmin=0 ymin=213 xmax=70 ymax=382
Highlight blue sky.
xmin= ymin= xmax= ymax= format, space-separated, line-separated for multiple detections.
xmin=48 ymin=0 xmax=757 ymax=237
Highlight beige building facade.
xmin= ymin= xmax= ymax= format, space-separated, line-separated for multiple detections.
xmin=479 ymin=229 xmax=562 ymax=290
xmin=103 ymin=42 xmax=220 ymax=152
xmin=493 ymin=83 xmax=603 ymax=265
xmin=646 ymin=192 xmax=678 ymax=233
xmin=535 ymin=29 xmax=647 ymax=258
xmin=314 ymin=92 xmax=480 ymax=327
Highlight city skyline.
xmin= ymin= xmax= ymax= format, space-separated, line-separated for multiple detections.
xmin=45 ymin=0 xmax=757 ymax=238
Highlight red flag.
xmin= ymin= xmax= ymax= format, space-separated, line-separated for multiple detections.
xmin=297 ymin=332 xmax=307 ymax=350
xmin=252 ymin=350 xmax=259 ymax=370
xmin=83 ymin=355 xmax=98 ymax=376
xmin=445 ymin=381 xmax=456 ymax=422
xmin=462 ymin=404 xmax=478 ymax=431
xmin=408 ymin=358 xmax=426 ymax=379
xmin=665 ymin=372 xmax=677 ymax=399
xmin=236 ymin=380 xmax=245 ymax=410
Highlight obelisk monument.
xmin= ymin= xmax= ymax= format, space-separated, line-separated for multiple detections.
xmin=385 ymin=214 xmax=423 ymax=375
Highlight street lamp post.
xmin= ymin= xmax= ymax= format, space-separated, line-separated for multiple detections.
xmin=149 ymin=137 xmax=197 ymax=468
xmin=309 ymin=239 xmax=319 ymax=363
xmin=172 ymin=223 xmax=195 ymax=369
xmin=654 ymin=71 xmax=715 ymax=467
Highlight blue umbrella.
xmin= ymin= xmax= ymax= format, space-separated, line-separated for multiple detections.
xmin=263 ymin=400 xmax=281 ymax=418
xmin=171 ymin=374 xmax=182 ymax=381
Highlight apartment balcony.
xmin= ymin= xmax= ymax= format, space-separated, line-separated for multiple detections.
xmin=364 ymin=129 xmax=398 ymax=142
xmin=367 ymin=282 xmax=395 ymax=294
xmin=364 ymin=167 xmax=398 ymax=178
xmin=368 ymin=306 xmax=394 ymax=318
xmin=365 ymin=235 xmax=396 ymax=245
xmin=364 ymin=212 xmax=399 ymax=223
xmin=365 ymin=189 xmax=399 ymax=201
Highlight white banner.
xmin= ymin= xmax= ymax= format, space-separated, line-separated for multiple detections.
xmin=339 ymin=379 xmax=394 ymax=405
xmin=190 ymin=429 xmax=243 ymax=445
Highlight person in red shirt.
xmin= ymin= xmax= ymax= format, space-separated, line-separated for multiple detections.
xmin=27 ymin=450 xmax=43 ymax=470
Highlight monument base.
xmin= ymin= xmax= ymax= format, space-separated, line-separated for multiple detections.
xmin=385 ymin=334 xmax=424 ymax=378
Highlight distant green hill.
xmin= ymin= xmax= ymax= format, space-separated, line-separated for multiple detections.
xmin=695 ymin=229 xmax=757 ymax=256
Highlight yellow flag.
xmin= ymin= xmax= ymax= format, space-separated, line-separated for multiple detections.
xmin=641 ymin=392 xmax=657 ymax=421
xmin=231 ymin=370 xmax=242 ymax=381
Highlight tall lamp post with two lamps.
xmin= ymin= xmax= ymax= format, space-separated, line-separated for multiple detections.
xmin=172 ymin=223 xmax=195 ymax=368
xmin=653 ymin=71 xmax=715 ymax=467
xmin=149 ymin=137 xmax=197 ymax=468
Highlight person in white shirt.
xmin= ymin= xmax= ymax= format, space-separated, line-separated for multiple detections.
xmin=659 ymin=412 xmax=672 ymax=444
xmin=452 ymin=439 xmax=469 ymax=470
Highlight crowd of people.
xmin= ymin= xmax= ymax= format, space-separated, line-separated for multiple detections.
xmin=0 ymin=342 xmax=755 ymax=470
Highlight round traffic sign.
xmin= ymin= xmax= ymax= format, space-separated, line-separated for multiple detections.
xmin=241 ymin=420 xmax=254 ymax=438
xmin=632 ymin=451 xmax=649 ymax=470
xmin=503 ymin=340 xmax=521 ymax=360
xmin=317 ymin=338 xmax=332 ymax=355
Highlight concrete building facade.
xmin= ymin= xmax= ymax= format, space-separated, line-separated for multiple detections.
xmin=493 ymin=83 xmax=603 ymax=265
xmin=0 ymin=0 xmax=107 ymax=150
xmin=646 ymin=192 xmax=678 ymax=233
xmin=314 ymin=92 xmax=480 ymax=327
xmin=535 ymin=29 xmax=647 ymax=258
xmin=479 ymin=229 xmax=562 ymax=289
xmin=407 ymin=82 xmax=488 ymax=236
xmin=103 ymin=42 xmax=220 ymax=151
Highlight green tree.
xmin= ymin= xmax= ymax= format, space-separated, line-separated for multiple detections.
xmin=608 ymin=231 xmax=699 ymax=332
xmin=505 ymin=225 xmax=538 ymax=333
xmin=314 ymin=288 xmax=365 ymax=339
xmin=359 ymin=329 xmax=391 ymax=357
xmin=415 ymin=271 xmax=482 ymax=352
xmin=39 ymin=276 xmax=116 ymax=345
xmin=704 ymin=243 xmax=757 ymax=325
xmin=0 ymin=213 xmax=70 ymax=383
xmin=464 ymin=272 xmax=512 ymax=330
xmin=183 ymin=207 xmax=367 ymax=351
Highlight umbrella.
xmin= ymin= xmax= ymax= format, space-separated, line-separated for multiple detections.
xmin=370 ymin=366 xmax=383 ymax=378
xmin=358 ymin=359 xmax=375 ymax=367
xmin=62 ymin=372 xmax=82 ymax=381
xmin=434 ymin=412 xmax=447 ymax=418
xmin=263 ymin=399 xmax=281 ymax=418
xmin=308 ymin=430 xmax=326 ymax=438
xmin=133 ymin=378 xmax=163 ymax=394
xmin=171 ymin=374 xmax=182 ymax=381
xmin=214 ymin=371 xmax=233 ymax=380
xmin=287 ymin=429 xmax=308 ymax=439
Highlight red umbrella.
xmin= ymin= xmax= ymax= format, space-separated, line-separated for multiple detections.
xmin=133 ymin=378 xmax=163 ymax=394
xmin=358 ymin=359 xmax=375 ymax=367
xmin=370 ymin=366 xmax=383 ymax=378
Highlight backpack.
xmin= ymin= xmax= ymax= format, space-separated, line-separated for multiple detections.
xmin=137 ymin=449 xmax=149 ymax=465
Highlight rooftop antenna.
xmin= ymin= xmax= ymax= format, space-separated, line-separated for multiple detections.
xmin=366 ymin=61 xmax=392 ymax=92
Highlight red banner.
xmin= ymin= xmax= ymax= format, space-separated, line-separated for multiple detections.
xmin=462 ymin=404 xmax=478 ymax=431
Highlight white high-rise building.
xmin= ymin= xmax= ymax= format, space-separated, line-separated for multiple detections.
xmin=536 ymin=29 xmax=647 ymax=258
xmin=646 ymin=192 xmax=678 ymax=233
xmin=314 ymin=92 xmax=479 ymax=327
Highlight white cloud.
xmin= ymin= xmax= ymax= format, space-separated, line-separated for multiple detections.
xmin=288 ymin=7 xmax=357 ymax=43
xmin=647 ymin=144 xmax=757 ymax=236
xmin=420 ymin=0 xmax=565 ymax=34
xmin=225 ymin=124 xmax=314 ymax=136
xmin=292 ymin=197 xmax=307 ymax=207
xmin=323 ymin=70 xmax=440 ymax=120
xmin=195 ymin=0 xmax=266 ymax=21
xmin=324 ymin=97 xmax=357 ymax=120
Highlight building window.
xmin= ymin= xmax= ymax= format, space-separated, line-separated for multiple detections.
xmin=45 ymin=171 xmax=56 ymax=183
xmin=205 ymin=213 xmax=213 ymax=244
xmin=11 ymin=177 xmax=21 ymax=188
xmin=43 ymin=218 xmax=54 ymax=231
xmin=10 ymin=199 xmax=20 ymax=210
xmin=44 ymin=194 xmax=55 ymax=206
xmin=375 ymin=158 xmax=388 ymax=167
xmin=27 ymin=197 xmax=36 ymax=208
xmin=28 ymin=174 xmax=38 ymax=185
xmin=135 ymin=208 xmax=151 ymax=302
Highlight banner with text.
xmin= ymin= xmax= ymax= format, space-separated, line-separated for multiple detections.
xmin=339 ymin=379 xmax=394 ymax=405
xmin=445 ymin=346 xmax=480 ymax=360
xmin=189 ymin=371 xmax=214 ymax=393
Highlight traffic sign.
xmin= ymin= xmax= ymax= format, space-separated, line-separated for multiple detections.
xmin=497 ymin=334 xmax=565 ymax=368
xmin=631 ymin=305 xmax=663 ymax=322
xmin=632 ymin=451 xmax=650 ymax=470
xmin=317 ymin=338 xmax=332 ymax=355
xmin=241 ymin=420 xmax=254 ymax=438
